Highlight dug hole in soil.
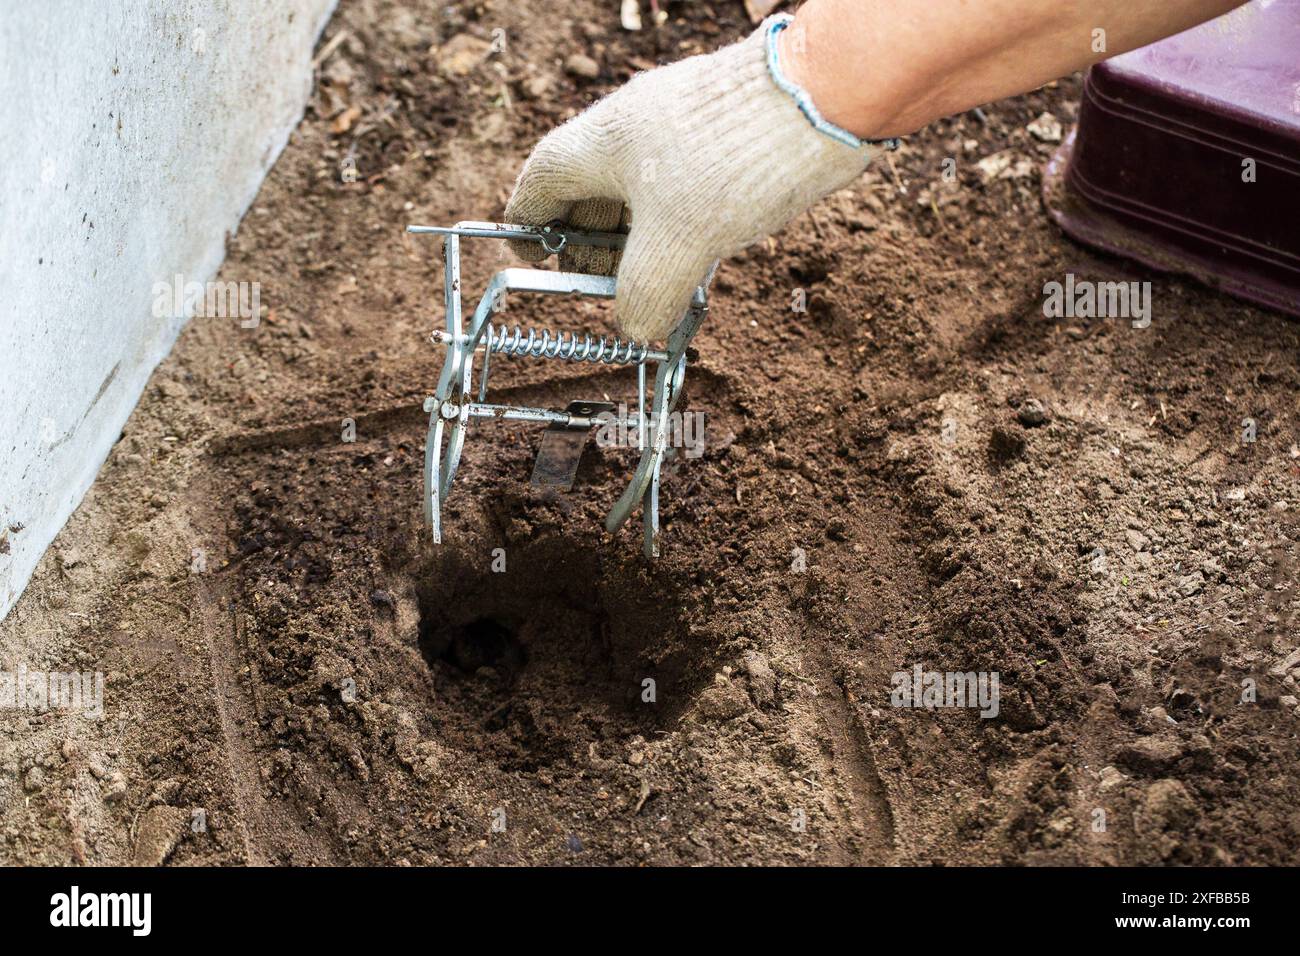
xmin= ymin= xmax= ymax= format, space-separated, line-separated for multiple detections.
xmin=2 ymin=0 xmax=1299 ymax=866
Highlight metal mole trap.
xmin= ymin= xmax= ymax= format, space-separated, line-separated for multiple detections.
xmin=406 ymin=220 xmax=712 ymax=558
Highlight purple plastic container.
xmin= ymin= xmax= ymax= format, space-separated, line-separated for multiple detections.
xmin=1044 ymin=0 xmax=1300 ymax=317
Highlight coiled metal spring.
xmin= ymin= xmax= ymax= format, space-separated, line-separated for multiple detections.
xmin=486 ymin=324 xmax=652 ymax=365
xmin=433 ymin=325 xmax=666 ymax=365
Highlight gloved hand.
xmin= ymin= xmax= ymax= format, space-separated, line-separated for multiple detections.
xmin=504 ymin=15 xmax=891 ymax=342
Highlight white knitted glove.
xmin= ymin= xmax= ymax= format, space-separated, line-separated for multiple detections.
xmin=505 ymin=15 xmax=891 ymax=342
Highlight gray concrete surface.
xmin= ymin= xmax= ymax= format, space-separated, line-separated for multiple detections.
xmin=0 ymin=1 xmax=337 ymax=619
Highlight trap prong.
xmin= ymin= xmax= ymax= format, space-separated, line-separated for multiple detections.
xmin=409 ymin=220 xmax=711 ymax=559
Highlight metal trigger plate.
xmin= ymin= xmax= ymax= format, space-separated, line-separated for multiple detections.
xmin=530 ymin=400 xmax=616 ymax=491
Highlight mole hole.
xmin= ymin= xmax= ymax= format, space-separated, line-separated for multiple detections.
xmin=419 ymin=615 xmax=526 ymax=676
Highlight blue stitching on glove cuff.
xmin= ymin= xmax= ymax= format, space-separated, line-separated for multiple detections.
xmin=764 ymin=14 xmax=901 ymax=152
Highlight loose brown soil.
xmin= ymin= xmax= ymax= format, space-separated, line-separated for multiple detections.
xmin=3 ymin=0 xmax=1299 ymax=866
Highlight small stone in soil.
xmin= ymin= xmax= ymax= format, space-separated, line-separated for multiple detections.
xmin=1125 ymin=529 xmax=1149 ymax=551
xmin=1017 ymin=398 xmax=1049 ymax=427
xmin=564 ymin=54 xmax=600 ymax=79
xmin=1098 ymin=765 xmax=1128 ymax=791
xmin=1027 ymin=112 xmax=1063 ymax=143
xmin=437 ymin=34 xmax=492 ymax=76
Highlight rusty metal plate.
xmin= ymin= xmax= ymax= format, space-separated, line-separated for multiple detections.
xmin=529 ymin=400 xmax=615 ymax=491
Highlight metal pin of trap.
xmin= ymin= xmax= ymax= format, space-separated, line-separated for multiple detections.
xmin=407 ymin=220 xmax=712 ymax=558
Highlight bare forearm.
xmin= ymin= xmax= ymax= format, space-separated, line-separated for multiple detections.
xmin=779 ymin=0 xmax=1247 ymax=140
